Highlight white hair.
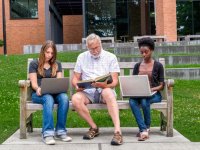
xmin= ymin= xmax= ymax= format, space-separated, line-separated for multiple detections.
xmin=86 ymin=33 xmax=102 ymax=47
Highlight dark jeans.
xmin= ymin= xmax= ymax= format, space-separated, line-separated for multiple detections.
xmin=129 ymin=92 xmax=162 ymax=132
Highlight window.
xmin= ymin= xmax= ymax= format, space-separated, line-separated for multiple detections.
xmin=10 ymin=0 xmax=38 ymax=19
xmin=85 ymin=0 xmax=155 ymax=39
xmin=177 ymin=0 xmax=200 ymax=35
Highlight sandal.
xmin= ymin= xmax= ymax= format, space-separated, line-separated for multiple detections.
xmin=138 ymin=131 xmax=149 ymax=141
xmin=111 ymin=131 xmax=123 ymax=145
xmin=83 ymin=127 xmax=99 ymax=140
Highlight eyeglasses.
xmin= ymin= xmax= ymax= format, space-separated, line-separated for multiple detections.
xmin=89 ymin=46 xmax=100 ymax=52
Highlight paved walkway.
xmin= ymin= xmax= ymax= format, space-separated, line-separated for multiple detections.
xmin=1 ymin=127 xmax=200 ymax=150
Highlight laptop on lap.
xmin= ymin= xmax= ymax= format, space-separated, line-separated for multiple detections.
xmin=41 ymin=78 xmax=69 ymax=95
xmin=119 ymin=75 xmax=157 ymax=98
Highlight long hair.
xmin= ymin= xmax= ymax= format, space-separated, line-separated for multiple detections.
xmin=38 ymin=40 xmax=58 ymax=77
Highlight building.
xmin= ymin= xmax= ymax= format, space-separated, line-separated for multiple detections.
xmin=0 ymin=0 xmax=199 ymax=54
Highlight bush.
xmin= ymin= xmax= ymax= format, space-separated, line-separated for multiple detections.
xmin=0 ymin=40 xmax=3 ymax=47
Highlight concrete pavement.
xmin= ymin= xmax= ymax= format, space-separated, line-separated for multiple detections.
xmin=1 ymin=127 xmax=200 ymax=150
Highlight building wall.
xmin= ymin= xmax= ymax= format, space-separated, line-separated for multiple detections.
xmin=1 ymin=0 xmax=46 ymax=54
xmin=155 ymin=0 xmax=177 ymax=41
xmin=63 ymin=15 xmax=83 ymax=44
xmin=0 ymin=1 xmax=178 ymax=54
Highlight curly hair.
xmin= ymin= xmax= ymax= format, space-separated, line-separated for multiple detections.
xmin=138 ymin=37 xmax=155 ymax=51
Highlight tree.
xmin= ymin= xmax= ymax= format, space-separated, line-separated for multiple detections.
xmin=176 ymin=1 xmax=193 ymax=35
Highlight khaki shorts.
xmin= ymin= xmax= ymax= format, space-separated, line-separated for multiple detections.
xmin=82 ymin=88 xmax=117 ymax=104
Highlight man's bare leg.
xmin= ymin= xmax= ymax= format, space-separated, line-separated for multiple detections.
xmin=72 ymin=92 xmax=97 ymax=129
xmin=101 ymin=88 xmax=121 ymax=134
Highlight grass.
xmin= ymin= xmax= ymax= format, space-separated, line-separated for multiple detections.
xmin=0 ymin=52 xmax=200 ymax=143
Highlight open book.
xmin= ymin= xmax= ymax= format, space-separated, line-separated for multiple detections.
xmin=77 ymin=73 xmax=113 ymax=89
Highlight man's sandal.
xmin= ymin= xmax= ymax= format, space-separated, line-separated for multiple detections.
xmin=111 ymin=131 xmax=123 ymax=145
xmin=83 ymin=127 xmax=99 ymax=140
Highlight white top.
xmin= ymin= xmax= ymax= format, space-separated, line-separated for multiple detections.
xmin=74 ymin=49 xmax=120 ymax=80
xmin=74 ymin=49 xmax=120 ymax=95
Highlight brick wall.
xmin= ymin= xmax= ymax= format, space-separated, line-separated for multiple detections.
xmin=0 ymin=0 xmax=3 ymax=54
xmin=63 ymin=15 xmax=83 ymax=44
xmin=1 ymin=0 xmax=46 ymax=54
xmin=155 ymin=0 xmax=177 ymax=41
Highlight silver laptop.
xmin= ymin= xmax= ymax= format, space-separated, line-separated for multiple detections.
xmin=119 ymin=75 xmax=157 ymax=98
xmin=41 ymin=78 xmax=69 ymax=94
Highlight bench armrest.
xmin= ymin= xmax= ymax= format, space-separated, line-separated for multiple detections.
xmin=19 ymin=80 xmax=31 ymax=88
xmin=19 ymin=80 xmax=32 ymax=102
xmin=19 ymin=80 xmax=32 ymax=139
xmin=166 ymin=79 xmax=175 ymax=88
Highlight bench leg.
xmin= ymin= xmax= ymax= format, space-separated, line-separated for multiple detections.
xmin=166 ymin=110 xmax=173 ymax=137
xmin=27 ymin=114 xmax=33 ymax=133
xmin=160 ymin=112 xmax=166 ymax=131
xmin=20 ymin=108 xmax=27 ymax=139
xmin=166 ymin=86 xmax=174 ymax=137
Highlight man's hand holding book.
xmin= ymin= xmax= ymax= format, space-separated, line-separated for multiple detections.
xmin=77 ymin=73 xmax=113 ymax=89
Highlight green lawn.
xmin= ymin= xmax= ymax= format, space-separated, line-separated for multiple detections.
xmin=0 ymin=52 xmax=200 ymax=143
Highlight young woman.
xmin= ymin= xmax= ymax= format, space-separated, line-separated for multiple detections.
xmin=129 ymin=37 xmax=164 ymax=141
xmin=29 ymin=40 xmax=71 ymax=145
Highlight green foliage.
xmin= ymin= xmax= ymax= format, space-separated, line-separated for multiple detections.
xmin=0 ymin=52 xmax=200 ymax=143
xmin=0 ymin=40 xmax=3 ymax=47
xmin=176 ymin=1 xmax=193 ymax=35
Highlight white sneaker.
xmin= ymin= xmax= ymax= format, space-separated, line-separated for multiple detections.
xmin=55 ymin=134 xmax=72 ymax=142
xmin=43 ymin=136 xmax=55 ymax=145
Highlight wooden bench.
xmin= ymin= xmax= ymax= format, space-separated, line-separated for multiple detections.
xmin=133 ymin=35 xmax=166 ymax=42
xmin=185 ymin=35 xmax=200 ymax=41
xmin=19 ymin=58 xmax=174 ymax=139
xmin=82 ymin=37 xmax=114 ymax=44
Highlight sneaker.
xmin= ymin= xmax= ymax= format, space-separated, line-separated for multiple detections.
xmin=136 ymin=129 xmax=150 ymax=137
xmin=83 ymin=127 xmax=99 ymax=140
xmin=138 ymin=131 xmax=149 ymax=141
xmin=111 ymin=131 xmax=123 ymax=145
xmin=55 ymin=134 xmax=72 ymax=142
xmin=43 ymin=136 xmax=55 ymax=145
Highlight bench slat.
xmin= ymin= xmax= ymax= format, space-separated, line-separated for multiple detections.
xmin=26 ymin=100 xmax=167 ymax=110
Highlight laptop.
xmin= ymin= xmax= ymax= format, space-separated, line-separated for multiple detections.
xmin=119 ymin=75 xmax=157 ymax=98
xmin=41 ymin=78 xmax=69 ymax=94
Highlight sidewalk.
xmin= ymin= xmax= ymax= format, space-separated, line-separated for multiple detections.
xmin=1 ymin=127 xmax=200 ymax=150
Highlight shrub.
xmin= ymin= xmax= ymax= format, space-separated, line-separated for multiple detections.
xmin=0 ymin=40 xmax=3 ymax=47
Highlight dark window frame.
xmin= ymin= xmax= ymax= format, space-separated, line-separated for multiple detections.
xmin=10 ymin=0 xmax=39 ymax=19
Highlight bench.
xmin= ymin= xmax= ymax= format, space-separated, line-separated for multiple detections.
xmin=185 ymin=35 xmax=200 ymax=41
xmin=82 ymin=37 xmax=114 ymax=44
xmin=19 ymin=58 xmax=174 ymax=139
xmin=133 ymin=35 xmax=166 ymax=42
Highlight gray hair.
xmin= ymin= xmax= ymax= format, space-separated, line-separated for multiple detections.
xmin=86 ymin=33 xmax=101 ymax=47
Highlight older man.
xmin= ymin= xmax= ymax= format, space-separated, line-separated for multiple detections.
xmin=71 ymin=33 xmax=123 ymax=145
